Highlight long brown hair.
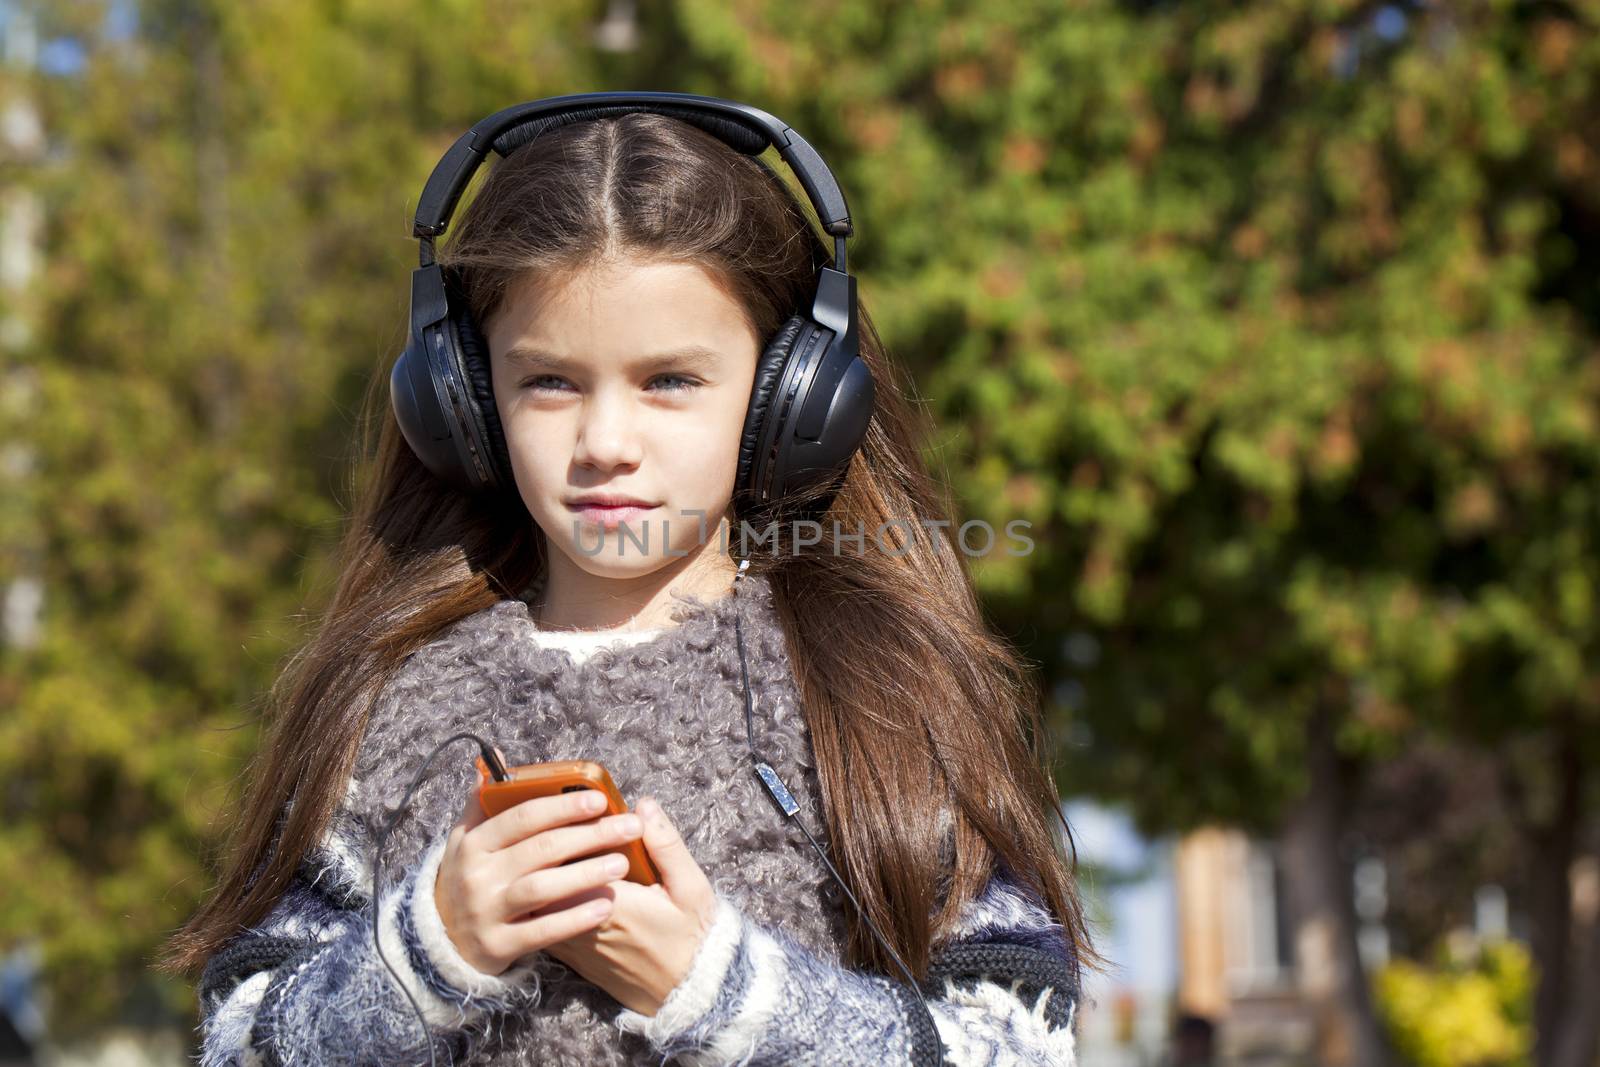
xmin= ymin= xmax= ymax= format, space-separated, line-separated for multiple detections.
xmin=160 ymin=113 xmax=1101 ymax=983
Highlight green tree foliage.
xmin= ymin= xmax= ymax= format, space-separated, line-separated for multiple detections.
xmin=8 ymin=0 xmax=1600 ymax=1060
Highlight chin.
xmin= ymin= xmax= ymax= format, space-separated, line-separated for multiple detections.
xmin=573 ymin=552 xmax=671 ymax=578
xmin=537 ymin=501 xmax=729 ymax=562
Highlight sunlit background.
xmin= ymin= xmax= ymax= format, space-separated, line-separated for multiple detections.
xmin=3 ymin=1 xmax=1598 ymax=1064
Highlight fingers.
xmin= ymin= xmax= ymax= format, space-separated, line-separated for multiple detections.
xmin=469 ymin=788 xmax=612 ymax=853
xmin=446 ymin=783 xmax=488 ymax=865
xmin=501 ymin=852 xmax=630 ymax=923
xmin=455 ymin=746 xmax=512 ymax=837
xmin=499 ymin=893 xmax=616 ymax=960
xmin=457 ymin=778 xmax=488 ymax=833
xmin=636 ymin=797 xmax=711 ymax=905
xmin=498 ymin=812 xmax=643 ymax=875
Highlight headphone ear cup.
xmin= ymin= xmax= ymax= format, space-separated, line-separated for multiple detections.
xmin=446 ymin=300 xmax=515 ymax=491
xmin=737 ymin=315 xmax=808 ymax=509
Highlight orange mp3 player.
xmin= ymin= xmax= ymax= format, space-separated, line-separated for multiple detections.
xmin=474 ymin=756 xmax=659 ymax=887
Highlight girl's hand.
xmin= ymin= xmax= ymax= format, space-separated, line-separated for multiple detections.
xmin=433 ymin=785 xmax=647 ymax=976
xmin=540 ymin=796 xmax=719 ymax=1016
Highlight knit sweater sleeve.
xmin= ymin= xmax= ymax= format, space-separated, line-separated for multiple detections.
xmin=613 ymin=868 xmax=1081 ymax=1066
xmin=195 ymin=823 xmax=547 ymax=1066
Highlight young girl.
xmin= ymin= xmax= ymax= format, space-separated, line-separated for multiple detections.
xmin=162 ymin=95 xmax=1097 ymax=1066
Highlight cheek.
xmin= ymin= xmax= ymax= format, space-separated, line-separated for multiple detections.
xmin=501 ymin=415 xmax=566 ymax=493
xmin=668 ymin=403 xmax=746 ymax=480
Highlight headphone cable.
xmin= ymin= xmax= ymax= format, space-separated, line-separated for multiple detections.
xmin=372 ymin=731 xmax=508 ymax=1067
xmin=730 ymin=557 xmax=945 ymax=1055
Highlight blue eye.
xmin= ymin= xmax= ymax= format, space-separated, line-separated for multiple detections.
xmin=517 ymin=373 xmax=702 ymax=394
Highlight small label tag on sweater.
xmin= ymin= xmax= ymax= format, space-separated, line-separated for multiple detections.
xmin=756 ymin=761 xmax=801 ymax=816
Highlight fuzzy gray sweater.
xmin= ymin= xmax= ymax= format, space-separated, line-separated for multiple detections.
xmin=195 ymin=571 xmax=1081 ymax=1065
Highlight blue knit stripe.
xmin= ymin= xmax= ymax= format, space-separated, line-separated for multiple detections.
xmin=751 ymin=920 xmax=908 ymax=1062
xmin=249 ymin=940 xmax=333 ymax=1067
xmin=198 ymin=932 xmax=305 ymax=1014
xmin=622 ymin=898 xmax=1081 ymax=1066
xmin=656 ymin=919 xmax=758 ymax=1058
xmin=396 ymin=863 xmax=471 ymax=1008
xmin=887 ymin=977 xmax=945 ymax=1066
xmin=953 ymin=870 xmax=1079 ymax=974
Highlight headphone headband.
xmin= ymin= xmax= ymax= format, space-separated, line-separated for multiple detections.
xmin=412 ymin=90 xmax=854 ymax=242
xmin=392 ymin=90 xmax=873 ymax=515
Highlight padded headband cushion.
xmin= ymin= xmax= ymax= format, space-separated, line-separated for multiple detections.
xmin=491 ymin=105 xmax=771 ymax=159
xmin=737 ymin=315 xmax=810 ymax=505
xmin=445 ymin=296 xmax=514 ymax=490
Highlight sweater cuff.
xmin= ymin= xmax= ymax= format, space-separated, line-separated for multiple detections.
xmin=380 ymin=832 xmax=544 ymax=1027
xmin=613 ymin=895 xmax=745 ymax=1045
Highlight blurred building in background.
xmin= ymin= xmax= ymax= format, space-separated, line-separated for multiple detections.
xmin=1068 ymin=799 xmax=1535 ymax=1067
xmin=1067 ymin=801 xmax=1178 ymax=1065
xmin=1170 ymin=828 xmax=1311 ymax=1064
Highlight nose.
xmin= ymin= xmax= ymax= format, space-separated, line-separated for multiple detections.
xmin=571 ymin=387 xmax=644 ymax=472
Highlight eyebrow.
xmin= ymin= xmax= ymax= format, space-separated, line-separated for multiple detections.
xmin=501 ymin=344 xmax=725 ymax=375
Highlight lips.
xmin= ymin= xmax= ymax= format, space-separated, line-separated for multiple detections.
xmin=564 ymin=500 xmax=660 ymax=531
xmin=565 ymin=495 xmax=657 ymax=508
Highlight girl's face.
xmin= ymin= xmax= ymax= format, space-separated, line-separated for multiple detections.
xmin=484 ymin=256 xmax=761 ymax=583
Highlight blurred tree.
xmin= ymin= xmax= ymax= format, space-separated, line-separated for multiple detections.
xmin=1350 ymin=740 xmax=1519 ymax=958
xmin=8 ymin=2 xmax=1600 ymax=1067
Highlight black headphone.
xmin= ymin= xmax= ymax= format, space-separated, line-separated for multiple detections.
xmin=389 ymin=90 xmax=876 ymax=521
